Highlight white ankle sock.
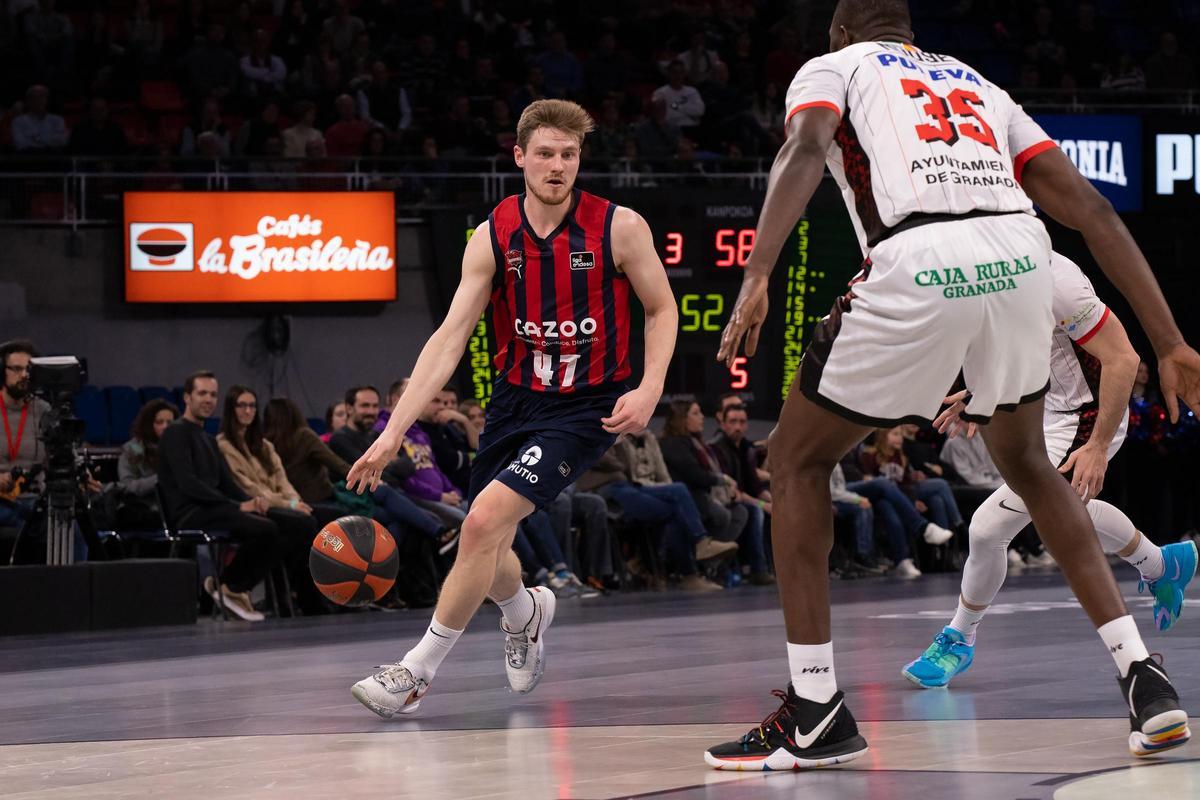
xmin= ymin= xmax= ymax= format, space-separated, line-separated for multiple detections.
xmin=949 ymin=599 xmax=987 ymax=645
xmin=787 ymin=641 xmax=837 ymax=703
xmin=402 ymin=617 xmax=463 ymax=680
xmin=1097 ymin=615 xmax=1149 ymax=678
xmin=495 ymin=587 xmax=536 ymax=632
xmin=1124 ymin=531 xmax=1165 ymax=581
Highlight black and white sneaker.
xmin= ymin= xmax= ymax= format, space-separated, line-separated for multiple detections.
xmin=704 ymin=685 xmax=869 ymax=770
xmin=1119 ymin=656 xmax=1191 ymax=756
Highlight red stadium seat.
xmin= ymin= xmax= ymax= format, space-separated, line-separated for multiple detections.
xmin=29 ymin=192 xmax=73 ymax=221
xmin=140 ymin=81 xmax=185 ymax=113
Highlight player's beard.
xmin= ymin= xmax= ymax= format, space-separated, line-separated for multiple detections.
xmin=526 ymin=175 xmax=573 ymax=206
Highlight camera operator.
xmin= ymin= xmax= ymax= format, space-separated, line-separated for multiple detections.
xmin=0 ymin=340 xmax=48 ymax=531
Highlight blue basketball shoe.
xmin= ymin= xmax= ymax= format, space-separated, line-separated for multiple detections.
xmin=1139 ymin=540 xmax=1198 ymax=632
xmin=902 ymin=626 xmax=975 ymax=688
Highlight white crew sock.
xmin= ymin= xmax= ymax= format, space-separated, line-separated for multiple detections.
xmin=1125 ymin=531 xmax=1166 ymax=581
xmin=787 ymin=641 xmax=837 ymax=703
xmin=1097 ymin=615 xmax=1150 ymax=678
xmin=949 ymin=599 xmax=987 ymax=645
xmin=495 ymin=587 xmax=536 ymax=632
xmin=1087 ymin=501 xmax=1164 ymax=578
xmin=402 ymin=617 xmax=463 ymax=681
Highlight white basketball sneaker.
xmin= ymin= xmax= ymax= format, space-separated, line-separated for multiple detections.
xmin=351 ymin=663 xmax=431 ymax=718
xmin=503 ymin=586 xmax=557 ymax=694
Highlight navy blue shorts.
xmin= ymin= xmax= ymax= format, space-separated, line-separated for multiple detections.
xmin=468 ymin=381 xmax=623 ymax=511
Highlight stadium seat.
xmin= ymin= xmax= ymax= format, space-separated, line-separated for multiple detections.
xmin=74 ymin=386 xmax=110 ymax=446
xmin=105 ymin=386 xmax=142 ymax=444
xmin=307 ymin=417 xmax=327 ymax=435
xmin=140 ymin=81 xmax=185 ymax=113
xmin=138 ymin=386 xmax=175 ymax=406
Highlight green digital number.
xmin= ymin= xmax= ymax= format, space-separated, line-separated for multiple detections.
xmin=680 ymin=293 xmax=725 ymax=332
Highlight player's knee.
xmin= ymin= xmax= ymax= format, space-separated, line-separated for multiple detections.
xmin=458 ymin=507 xmax=507 ymax=556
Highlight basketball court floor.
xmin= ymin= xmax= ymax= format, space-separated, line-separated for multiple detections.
xmin=1 ymin=570 xmax=1195 ymax=799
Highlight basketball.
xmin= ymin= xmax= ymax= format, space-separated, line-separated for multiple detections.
xmin=309 ymin=516 xmax=399 ymax=607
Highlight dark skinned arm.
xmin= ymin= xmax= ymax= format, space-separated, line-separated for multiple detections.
xmin=1020 ymin=146 xmax=1200 ymax=421
xmin=718 ymin=106 xmax=841 ymax=367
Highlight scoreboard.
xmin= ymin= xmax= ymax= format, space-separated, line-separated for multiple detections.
xmin=427 ymin=180 xmax=861 ymax=418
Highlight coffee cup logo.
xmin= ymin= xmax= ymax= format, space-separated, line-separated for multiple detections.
xmin=130 ymin=223 xmax=195 ymax=271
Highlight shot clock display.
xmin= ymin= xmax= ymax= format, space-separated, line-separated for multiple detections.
xmin=427 ymin=183 xmax=861 ymax=417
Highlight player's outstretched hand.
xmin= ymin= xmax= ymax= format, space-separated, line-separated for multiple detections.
xmin=346 ymin=431 xmax=400 ymax=494
xmin=1058 ymin=442 xmax=1106 ymax=502
xmin=602 ymin=386 xmax=659 ymax=434
xmin=1158 ymin=343 xmax=1200 ymax=424
xmin=717 ymin=275 xmax=769 ymax=369
xmin=932 ymin=390 xmax=977 ymax=439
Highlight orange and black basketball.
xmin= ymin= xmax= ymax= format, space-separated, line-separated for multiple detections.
xmin=309 ymin=516 xmax=399 ymax=607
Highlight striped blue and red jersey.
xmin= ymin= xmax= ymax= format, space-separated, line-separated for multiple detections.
xmin=486 ymin=189 xmax=632 ymax=394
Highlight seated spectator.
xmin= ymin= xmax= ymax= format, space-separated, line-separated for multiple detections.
xmin=69 ymin=97 xmax=127 ymax=157
xmin=675 ymin=31 xmax=722 ymax=86
xmin=549 ymin=484 xmax=616 ymax=590
xmin=234 ymin=100 xmax=282 ymax=157
xmin=180 ymin=96 xmax=231 ymax=157
xmin=940 ymin=432 xmax=1003 ymax=491
xmin=0 ymin=340 xmax=47 ymax=534
xmin=283 ymin=100 xmax=324 ymax=158
xmin=1101 ymin=53 xmax=1145 ymax=92
xmin=277 ymin=0 xmax=318 ymax=71
xmin=125 ymin=0 xmax=164 ymax=70
xmin=325 ymin=93 xmax=371 ymax=157
xmin=633 ymin=97 xmax=680 ymax=167
xmin=374 ymin=378 xmax=408 ymax=433
xmin=263 ymin=398 xmax=456 ymax=554
xmin=702 ymin=61 xmax=770 ymax=156
xmin=240 ymin=28 xmax=287 ymax=101
xmin=215 ymin=385 xmax=327 ymax=613
xmin=459 ymin=399 xmax=485 ymax=434
xmin=322 ymin=400 xmax=348 ymax=443
xmin=356 ymin=60 xmax=412 ymax=139
xmin=660 ymin=400 xmax=772 ymax=584
xmin=157 ymin=371 xmax=282 ymax=621
xmin=590 ymin=98 xmax=628 ymax=164
xmin=859 ymin=428 xmax=957 ymax=545
xmin=508 ymin=65 xmax=547 ymax=117
xmin=577 ymin=433 xmax=734 ymax=591
xmin=839 ymin=452 xmax=930 ymax=578
xmin=512 ymin=509 xmax=590 ymax=598
xmin=113 ymin=398 xmax=179 ymax=530
xmin=651 ymin=60 xmax=705 ymax=130
xmin=583 ymin=32 xmax=632 ymax=103
xmin=830 ymin=463 xmax=881 ymax=574
xmin=400 ymin=396 xmax=469 ymax=529
xmin=24 ymin=0 xmax=74 ymax=85
xmin=12 ymin=85 xmax=68 ymax=153
xmin=360 ymin=128 xmax=402 ymax=190
xmin=535 ymin=30 xmax=583 ymax=99
xmin=182 ymin=23 xmax=239 ymax=101
xmin=321 ymin=0 xmax=365 ymax=56
xmin=709 ymin=403 xmax=771 ymax=513
xmin=1145 ymin=32 xmax=1196 ymax=91
xmin=419 ymin=385 xmax=478 ymax=492
xmin=75 ymin=9 xmax=119 ymax=96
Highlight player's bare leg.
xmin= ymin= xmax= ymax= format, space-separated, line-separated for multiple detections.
xmin=705 ymin=389 xmax=871 ymax=770
xmin=980 ymin=398 xmax=1189 ymax=755
xmin=352 ymin=481 xmax=557 ymax=716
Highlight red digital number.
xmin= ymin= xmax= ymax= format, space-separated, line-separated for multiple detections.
xmin=716 ymin=228 xmax=755 ymax=268
xmin=729 ymin=357 xmax=749 ymax=389
xmin=664 ymin=232 xmax=683 ymax=265
xmin=900 ymin=79 xmax=998 ymax=153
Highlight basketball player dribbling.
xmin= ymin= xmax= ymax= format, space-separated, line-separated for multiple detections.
xmin=344 ymin=99 xmax=677 ymax=716
xmin=707 ymin=0 xmax=1200 ymax=771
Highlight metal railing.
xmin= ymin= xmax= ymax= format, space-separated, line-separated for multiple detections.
xmin=0 ymin=157 xmax=774 ymax=225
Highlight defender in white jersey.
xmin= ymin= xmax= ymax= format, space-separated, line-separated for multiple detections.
xmin=901 ymin=255 xmax=1199 ymax=743
xmin=709 ymin=0 xmax=1200 ymax=773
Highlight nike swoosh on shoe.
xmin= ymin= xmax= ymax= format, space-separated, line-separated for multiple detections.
xmin=794 ymin=700 xmax=842 ymax=749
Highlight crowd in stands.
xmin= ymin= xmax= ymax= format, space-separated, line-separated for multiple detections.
xmin=3 ymin=332 xmax=1198 ymax=620
xmin=1 ymin=0 xmax=1197 ymax=176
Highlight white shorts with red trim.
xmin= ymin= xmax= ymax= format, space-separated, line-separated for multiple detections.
xmin=799 ymin=211 xmax=1054 ymax=426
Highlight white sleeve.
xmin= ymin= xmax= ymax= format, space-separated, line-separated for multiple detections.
xmin=783 ymin=54 xmax=847 ymax=126
xmin=1004 ymin=95 xmax=1056 ymax=181
xmin=1050 ymin=253 xmax=1110 ymax=343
